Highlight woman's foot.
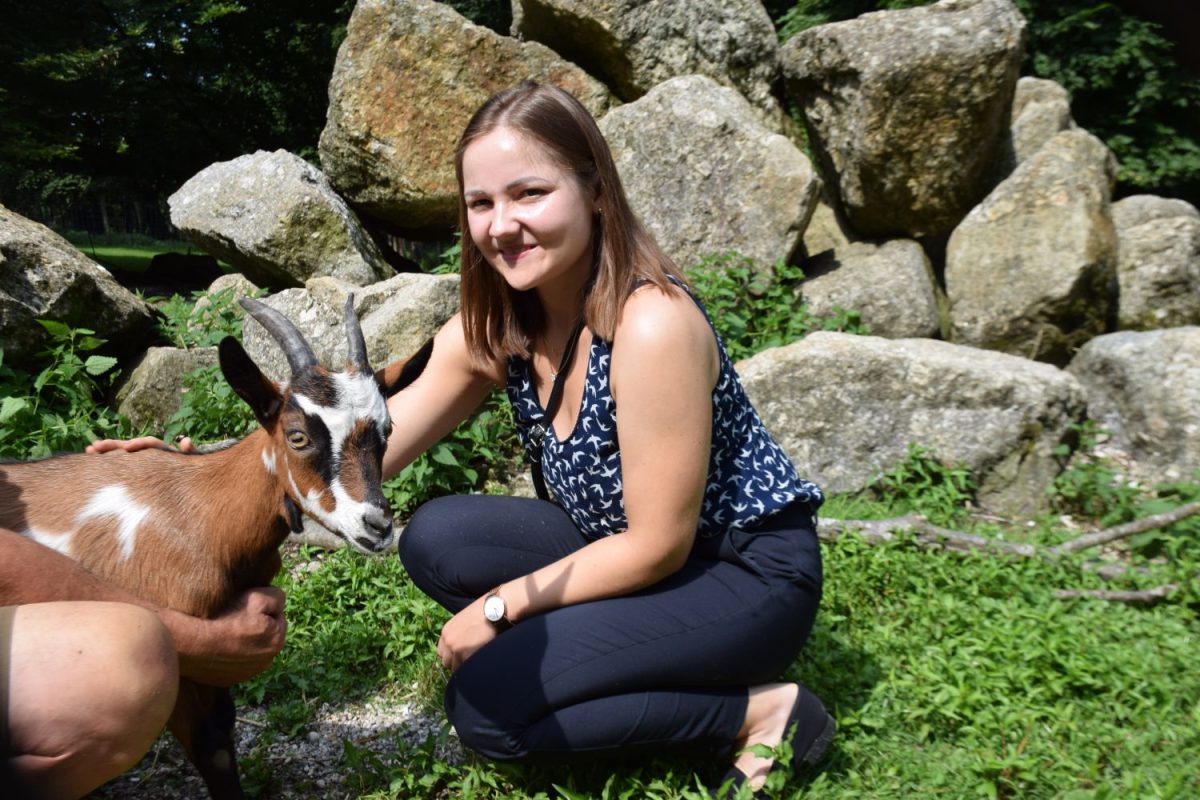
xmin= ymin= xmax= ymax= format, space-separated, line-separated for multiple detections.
xmin=730 ymin=683 xmax=799 ymax=791
xmin=717 ymin=682 xmax=836 ymax=797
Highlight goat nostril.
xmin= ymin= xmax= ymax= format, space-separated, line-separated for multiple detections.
xmin=364 ymin=507 xmax=392 ymax=536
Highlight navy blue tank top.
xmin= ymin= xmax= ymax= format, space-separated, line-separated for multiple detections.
xmin=507 ymin=284 xmax=823 ymax=540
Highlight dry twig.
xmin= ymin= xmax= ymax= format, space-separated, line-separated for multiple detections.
xmin=818 ymin=503 xmax=1200 ymax=605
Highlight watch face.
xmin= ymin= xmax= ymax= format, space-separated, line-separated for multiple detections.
xmin=484 ymin=594 xmax=505 ymax=623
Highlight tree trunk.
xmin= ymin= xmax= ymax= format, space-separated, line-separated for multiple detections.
xmin=98 ymin=194 xmax=111 ymax=235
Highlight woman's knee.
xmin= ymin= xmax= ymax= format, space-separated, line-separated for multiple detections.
xmin=397 ymin=496 xmax=456 ymax=576
xmin=444 ymin=675 xmax=525 ymax=762
xmin=106 ymin=604 xmax=180 ymax=723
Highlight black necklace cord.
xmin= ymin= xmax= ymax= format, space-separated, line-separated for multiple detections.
xmin=529 ymin=317 xmax=586 ymax=501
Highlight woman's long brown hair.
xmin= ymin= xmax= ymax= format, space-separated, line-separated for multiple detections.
xmin=455 ymin=81 xmax=685 ymax=364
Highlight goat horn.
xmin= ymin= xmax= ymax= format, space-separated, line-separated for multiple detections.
xmin=239 ymin=298 xmax=318 ymax=374
xmin=343 ymin=294 xmax=372 ymax=373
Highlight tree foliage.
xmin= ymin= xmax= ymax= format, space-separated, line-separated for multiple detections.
xmin=0 ymin=0 xmax=355 ymax=228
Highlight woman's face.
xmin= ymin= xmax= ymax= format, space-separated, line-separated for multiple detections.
xmin=461 ymin=127 xmax=595 ymax=296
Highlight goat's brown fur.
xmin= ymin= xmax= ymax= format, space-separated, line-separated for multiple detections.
xmin=1 ymin=431 xmax=287 ymax=617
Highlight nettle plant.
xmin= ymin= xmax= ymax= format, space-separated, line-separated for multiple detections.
xmin=160 ymin=286 xmax=264 ymax=444
xmin=686 ymin=251 xmax=868 ymax=361
xmin=864 ymin=443 xmax=977 ymax=526
xmin=1050 ymin=420 xmax=1200 ymax=560
xmin=0 ymin=322 xmax=131 ymax=459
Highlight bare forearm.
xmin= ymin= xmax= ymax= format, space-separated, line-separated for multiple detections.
xmin=500 ymin=531 xmax=690 ymax=623
xmin=0 ymin=529 xmax=284 ymax=685
xmin=0 ymin=528 xmax=148 ymax=606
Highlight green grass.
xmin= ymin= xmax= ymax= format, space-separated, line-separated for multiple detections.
xmin=74 ymin=243 xmax=164 ymax=272
xmin=224 ymin=512 xmax=1198 ymax=799
xmin=65 ymin=232 xmax=217 ymax=273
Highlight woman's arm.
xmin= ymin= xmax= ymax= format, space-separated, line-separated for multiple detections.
xmin=382 ymin=312 xmax=503 ymax=480
xmin=437 ymin=285 xmax=719 ymax=670
xmin=0 ymin=528 xmax=285 ymax=686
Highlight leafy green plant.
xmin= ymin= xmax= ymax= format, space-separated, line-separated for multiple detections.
xmin=1048 ymin=420 xmax=1142 ymax=526
xmin=430 ymin=240 xmax=462 ymax=275
xmin=383 ymin=389 xmax=521 ymax=516
xmin=863 ymin=443 xmax=976 ymax=525
xmin=157 ymin=285 xmax=264 ymax=444
xmin=162 ymin=363 xmax=258 ymax=445
xmin=155 ymin=284 xmax=262 ymax=349
xmin=686 ymin=251 xmax=868 ymax=362
xmin=0 ymin=322 xmax=130 ymax=459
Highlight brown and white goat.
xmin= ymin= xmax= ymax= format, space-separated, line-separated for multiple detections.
xmin=0 ymin=296 xmax=431 ymax=799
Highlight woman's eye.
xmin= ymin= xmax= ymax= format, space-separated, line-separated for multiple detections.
xmin=287 ymin=431 xmax=310 ymax=449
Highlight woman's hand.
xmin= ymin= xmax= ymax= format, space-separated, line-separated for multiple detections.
xmin=437 ymin=597 xmax=500 ymax=673
xmin=86 ymin=435 xmax=195 ymax=454
xmin=167 ymin=587 xmax=288 ymax=687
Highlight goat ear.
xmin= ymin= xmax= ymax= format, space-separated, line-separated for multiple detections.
xmin=219 ymin=337 xmax=283 ymax=426
xmin=374 ymin=338 xmax=434 ymax=398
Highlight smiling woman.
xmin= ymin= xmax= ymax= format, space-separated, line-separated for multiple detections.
xmin=374 ymin=80 xmax=834 ymax=799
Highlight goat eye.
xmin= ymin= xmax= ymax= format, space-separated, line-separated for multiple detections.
xmin=287 ymin=431 xmax=310 ymax=449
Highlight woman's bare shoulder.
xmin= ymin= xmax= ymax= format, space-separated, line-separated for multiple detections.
xmin=616 ymin=281 xmax=711 ymax=348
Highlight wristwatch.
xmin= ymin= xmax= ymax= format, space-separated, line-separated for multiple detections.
xmin=483 ymin=589 xmax=510 ymax=628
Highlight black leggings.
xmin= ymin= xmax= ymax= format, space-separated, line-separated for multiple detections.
xmin=398 ymin=495 xmax=823 ymax=762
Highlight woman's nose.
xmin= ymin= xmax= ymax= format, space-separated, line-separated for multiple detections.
xmin=490 ymin=203 xmax=520 ymax=238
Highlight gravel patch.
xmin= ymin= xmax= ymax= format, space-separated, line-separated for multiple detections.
xmin=86 ymin=691 xmax=466 ymax=799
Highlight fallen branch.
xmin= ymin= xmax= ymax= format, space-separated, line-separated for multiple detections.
xmin=818 ymin=506 xmax=1200 ymax=604
xmin=818 ymin=515 xmax=1039 ymax=558
xmin=1050 ymin=501 xmax=1200 ymax=555
xmin=1054 ymin=585 xmax=1181 ymax=604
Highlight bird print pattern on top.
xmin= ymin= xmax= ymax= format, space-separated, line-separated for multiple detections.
xmin=507 ymin=284 xmax=823 ymax=540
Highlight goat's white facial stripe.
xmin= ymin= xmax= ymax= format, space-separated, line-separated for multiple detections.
xmin=292 ymin=372 xmax=389 ymax=458
xmin=334 ymin=371 xmax=390 ymax=435
xmin=76 ymin=485 xmax=150 ymax=562
xmin=261 ymin=447 xmax=277 ymax=475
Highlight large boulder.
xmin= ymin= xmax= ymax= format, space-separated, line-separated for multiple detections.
xmin=780 ymin=0 xmax=1026 ymax=239
xmin=945 ymin=129 xmax=1118 ymax=365
xmin=306 ymin=273 xmax=461 ymax=370
xmin=0 ymin=204 xmax=157 ymax=369
xmin=599 ymin=75 xmax=820 ymax=274
xmin=1110 ymin=195 xmax=1200 ymax=331
xmin=115 ymin=346 xmax=220 ymax=435
xmin=243 ymin=273 xmax=459 ymax=383
xmin=739 ymin=331 xmax=1086 ymax=514
xmin=1008 ymin=76 xmax=1075 ymax=168
xmin=319 ymin=0 xmax=614 ymax=236
xmin=169 ymin=149 xmax=394 ymax=290
xmin=511 ymin=0 xmax=786 ymax=130
xmin=1067 ymin=328 xmax=1200 ymax=485
xmin=801 ymin=240 xmax=943 ymax=339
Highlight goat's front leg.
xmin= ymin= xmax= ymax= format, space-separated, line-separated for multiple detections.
xmin=168 ymin=678 xmax=245 ymax=800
